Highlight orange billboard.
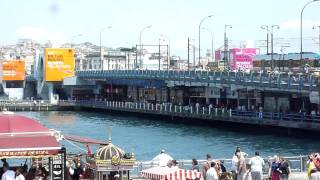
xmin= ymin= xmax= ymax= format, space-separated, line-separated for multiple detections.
xmin=2 ymin=60 xmax=25 ymax=81
xmin=44 ymin=48 xmax=75 ymax=81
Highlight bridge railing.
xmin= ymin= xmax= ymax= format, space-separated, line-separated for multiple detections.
xmin=76 ymin=70 xmax=319 ymax=91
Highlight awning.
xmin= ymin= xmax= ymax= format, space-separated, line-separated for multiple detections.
xmin=0 ymin=114 xmax=61 ymax=158
xmin=140 ymin=167 xmax=201 ymax=180
xmin=63 ymin=134 xmax=107 ymax=145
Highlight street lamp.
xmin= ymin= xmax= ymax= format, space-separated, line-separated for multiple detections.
xmin=313 ymin=25 xmax=320 ymax=52
xmin=271 ymin=25 xmax=280 ymax=70
xmin=198 ymin=14 xmax=213 ymax=68
xmin=160 ymin=34 xmax=170 ymax=71
xmin=138 ymin=25 xmax=152 ymax=69
xmin=201 ymin=27 xmax=214 ymax=62
xmin=300 ymin=0 xmax=320 ymax=67
xmin=260 ymin=25 xmax=269 ymax=71
xmin=224 ymin=24 xmax=232 ymax=71
xmin=261 ymin=25 xmax=269 ymax=54
xmin=71 ymin=34 xmax=82 ymax=47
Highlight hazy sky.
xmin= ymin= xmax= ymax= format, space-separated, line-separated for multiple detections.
xmin=0 ymin=0 xmax=319 ymax=57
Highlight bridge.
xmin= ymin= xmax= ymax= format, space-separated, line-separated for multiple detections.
xmin=75 ymin=70 xmax=319 ymax=93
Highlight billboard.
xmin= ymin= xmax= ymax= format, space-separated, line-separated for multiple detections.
xmin=44 ymin=48 xmax=75 ymax=82
xmin=230 ymin=48 xmax=259 ymax=71
xmin=2 ymin=60 xmax=25 ymax=81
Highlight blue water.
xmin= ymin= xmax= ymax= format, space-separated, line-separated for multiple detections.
xmin=16 ymin=111 xmax=320 ymax=161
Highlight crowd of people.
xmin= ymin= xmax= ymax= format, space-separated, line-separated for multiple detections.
xmin=188 ymin=147 xmax=293 ymax=180
xmin=0 ymin=155 xmax=92 ymax=180
xmin=0 ymin=159 xmax=50 ymax=180
xmin=202 ymin=147 xmax=291 ymax=180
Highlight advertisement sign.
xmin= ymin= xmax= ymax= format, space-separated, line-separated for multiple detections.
xmin=45 ymin=48 xmax=75 ymax=82
xmin=2 ymin=60 xmax=25 ymax=81
xmin=50 ymin=153 xmax=65 ymax=180
xmin=230 ymin=48 xmax=259 ymax=71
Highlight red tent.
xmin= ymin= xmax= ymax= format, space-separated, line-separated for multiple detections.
xmin=0 ymin=114 xmax=61 ymax=158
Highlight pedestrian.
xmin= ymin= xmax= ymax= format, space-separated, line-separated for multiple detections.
xmin=268 ymin=155 xmax=280 ymax=180
xmin=248 ymin=151 xmax=264 ymax=180
xmin=278 ymin=157 xmax=290 ymax=180
xmin=231 ymin=151 xmax=239 ymax=180
xmin=2 ymin=163 xmax=15 ymax=180
xmin=237 ymin=152 xmax=247 ymax=180
xmin=191 ymin=158 xmax=200 ymax=172
xmin=171 ymin=160 xmax=179 ymax=170
xmin=206 ymin=162 xmax=219 ymax=180
xmin=258 ymin=106 xmax=263 ymax=119
xmin=15 ymin=168 xmax=25 ymax=180
xmin=202 ymin=154 xmax=213 ymax=180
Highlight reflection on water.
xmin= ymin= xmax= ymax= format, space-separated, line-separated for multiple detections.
xmin=16 ymin=111 xmax=320 ymax=161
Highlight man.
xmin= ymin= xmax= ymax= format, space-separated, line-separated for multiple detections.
xmin=206 ymin=162 xmax=219 ymax=180
xmin=202 ymin=154 xmax=212 ymax=180
xmin=231 ymin=152 xmax=239 ymax=180
xmin=2 ymin=163 xmax=15 ymax=180
xmin=15 ymin=168 xmax=25 ymax=180
xmin=249 ymin=151 xmax=264 ymax=180
xmin=237 ymin=152 xmax=247 ymax=180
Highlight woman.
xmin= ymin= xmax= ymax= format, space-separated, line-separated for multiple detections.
xmin=278 ymin=157 xmax=290 ymax=180
xmin=191 ymin=158 xmax=200 ymax=172
xmin=268 ymin=156 xmax=280 ymax=180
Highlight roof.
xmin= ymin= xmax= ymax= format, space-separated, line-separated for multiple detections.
xmin=0 ymin=114 xmax=61 ymax=158
xmin=0 ymin=114 xmax=50 ymax=133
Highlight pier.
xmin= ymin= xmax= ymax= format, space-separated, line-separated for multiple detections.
xmin=59 ymin=100 xmax=320 ymax=132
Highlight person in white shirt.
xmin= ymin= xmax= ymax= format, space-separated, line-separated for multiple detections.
xmin=171 ymin=160 xmax=179 ymax=170
xmin=206 ymin=162 xmax=219 ymax=180
xmin=231 ymin=152 xmax=239 ymax=179
xmin=248 ymin=151 xmax=265 ymax=180
xmin=2 ymin=163 xmax=15 ymax=180
xmin=15 ymin=168 xmax=25 ymax=180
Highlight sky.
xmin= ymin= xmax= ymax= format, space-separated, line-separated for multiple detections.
xmin=0 ymin=0 xmax=319 ymax=58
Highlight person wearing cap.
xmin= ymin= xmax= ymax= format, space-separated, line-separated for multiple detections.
xmin=171 ymin=160 xmax=179 ymax=170
xmin=248 ymin=151 xmax=264 ymax=180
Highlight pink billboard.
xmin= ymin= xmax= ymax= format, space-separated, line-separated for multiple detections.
xmin=230 ymin=48 xmax=259 ymax=70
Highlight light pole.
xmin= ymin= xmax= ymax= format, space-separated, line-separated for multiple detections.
xmin=201 ymin=27 xmax=214 ymax=62
xmin=261 ymin=25 xmax=269 ymax=55
xmin=99 ymin=26 xmax=112 ymax=70
xmin=261 ymin=25 xmax=269 ymax=71
xmin=300 ymin=0 xmax=320 ymax=67
xmin=198 ymin=15 xmax=213 ymax=68
xmin=313 ymin=25 xmax=320 ymax=52
xmin=271 ymin=25 xmax=280 ymax=70
xmin=224 ymin=25 xmax=232 ymax=71
xmin=138 ymin=25 xmax=152 ymax=69
xmin=160 ymin=34 xmax=170 ymax=70
xmin=71 ymin=34 xmax=82 ymax=48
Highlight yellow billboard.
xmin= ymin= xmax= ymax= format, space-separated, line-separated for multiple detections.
xmin=44 ymin=48 xmax=75 ymax=81
xmin=2 ymin=60 xmax=25 ymax=81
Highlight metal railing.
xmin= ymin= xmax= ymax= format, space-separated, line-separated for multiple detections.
xmin=59 ymin=100 xmax=320 ymax=128
xmin=76 ymin=70 xmax=319 ymax=91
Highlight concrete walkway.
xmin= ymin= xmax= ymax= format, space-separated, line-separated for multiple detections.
xmin=288 ymin=172 xmax=308 ymax=180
